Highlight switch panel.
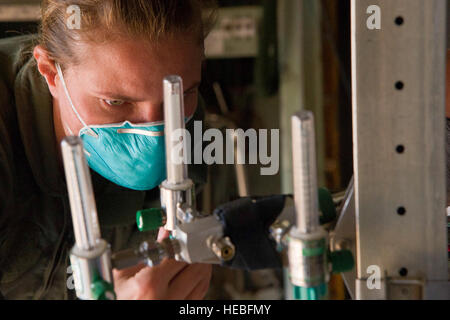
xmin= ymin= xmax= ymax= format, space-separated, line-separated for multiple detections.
xmin=205 ymin=6 xmax=263 ymax=59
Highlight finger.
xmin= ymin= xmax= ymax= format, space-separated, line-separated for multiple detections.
xmin=135 ymin=258 xmax=189 ymax=285
xmin=185 ymin=278 xmax=211 ymax=300
xmin=168 ymin=264 xmax=212 ymax=300
xmin=127 ymin=259 xmax=190 ymax=299
xmin=113 ymin=263 xmax=147 ymax=280
xmin=157 ymin=227 xmax=170 ymax=242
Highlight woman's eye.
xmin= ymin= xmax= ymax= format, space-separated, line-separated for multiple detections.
xmin=104 ymin=99 xmax=125 ymax=106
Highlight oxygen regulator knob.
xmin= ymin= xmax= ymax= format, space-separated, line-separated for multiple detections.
xmin=136 ymin=208 xmax=167 ymax=232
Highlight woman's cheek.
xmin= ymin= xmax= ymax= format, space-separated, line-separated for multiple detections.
xmin=185 ymin=94 xmax=198 ymax=118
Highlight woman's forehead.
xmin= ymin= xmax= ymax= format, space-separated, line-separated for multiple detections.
xmin=66 ymin=35 xmax=203 ymax=96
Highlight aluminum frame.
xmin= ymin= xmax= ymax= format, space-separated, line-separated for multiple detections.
xmin=351 ymin=0 xmax=449 ymax=299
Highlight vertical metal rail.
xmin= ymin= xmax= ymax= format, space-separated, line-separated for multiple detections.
xmin=212 ymin=82 xmax=250 ymax=197
xmin=351 ymin=0 xmax=449 ymax=299
xmin=277 ymin=0 xmax=305 ymax=196
xmin=292 ymin=112 xmax=319 ymax=234
xmin=61 ymin=137 xmax=114 ymax=300
xmin=163 ymin=76 xmax=187 ymax=185
xmin=288 ymin=111 xmax=329 ymax=300
xmin=61 ymin=137 xmax=101 ymax=251
xmin=161 ymin=76 xmax=195 ymax=232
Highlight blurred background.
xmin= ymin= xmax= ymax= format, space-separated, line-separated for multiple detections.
xmin=0 ymin=0 xmax=353 ymax=299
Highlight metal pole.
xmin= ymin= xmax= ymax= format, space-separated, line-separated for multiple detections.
xmin=292 ymin=111 xmax=319 ymax=233
xmin=163 ymin=75 xmax=188 ymax=185
xmin=161 ymin=76 xmax=194 ymax=232
xmin=61 ymin=137 xmax=114 ymax=300
xmin=351 ymin=0 xmax=449 ymax=299
xmin=288 ymin=111 xmax=329 ymax=300
xmin=61 ymin=136 xmax=101 ymax=251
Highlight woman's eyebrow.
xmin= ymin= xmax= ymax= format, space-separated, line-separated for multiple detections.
xmin=92 ymin=91 xmax=142 ymax=102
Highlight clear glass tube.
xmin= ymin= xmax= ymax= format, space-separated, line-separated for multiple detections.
xmin=61 ymin=136 xmax=101 ymax=250
xmin=163 ymin=75 xmax=188 ymax=184
xmin=291 ymin=111 xmax=320 ymax=233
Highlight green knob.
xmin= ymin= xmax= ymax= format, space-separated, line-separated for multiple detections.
xmin=136 ymin=208 xmax=164 ymax=232
xmin=91 ymin=278 xmax=116 ymax=300
xmin=293 ymin=283 xmax=328 ymax=300
xmin=318 ymin=188 xmax=337 ymax=225
xmin=329 ymin=250 xmax=354 ymax=274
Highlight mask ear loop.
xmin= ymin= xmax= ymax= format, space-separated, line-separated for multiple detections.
xmin=185 ymin=114 xmax=194 ymax=124
xmin=55 ymin=63 xmax=98 ymax=138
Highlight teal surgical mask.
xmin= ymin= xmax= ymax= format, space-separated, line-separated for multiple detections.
xmin=56 ymin=63 xmax=167 ymax=191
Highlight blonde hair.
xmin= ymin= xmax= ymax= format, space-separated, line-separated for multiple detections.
xmin=38 ymin=0 xmax=216 ymax=66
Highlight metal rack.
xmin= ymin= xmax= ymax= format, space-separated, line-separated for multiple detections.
xmin=349 ymin=0 xmax=450 ymax=299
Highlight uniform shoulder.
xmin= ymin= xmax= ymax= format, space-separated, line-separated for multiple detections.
xmin=0 ymin=34 xmax=38 ymax=140
xmin=0 ymin=36 xmax=37 ymax=207
xmin=0 ymin=34 xmax=38 ymax=87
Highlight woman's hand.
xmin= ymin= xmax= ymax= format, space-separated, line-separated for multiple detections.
xmin=112 ymin=228 xmax=212 ymax=300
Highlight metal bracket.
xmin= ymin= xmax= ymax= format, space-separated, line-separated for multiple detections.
xmin=351 ymin=0 xmax=449 ymax=299
xmin=330 ymin=178 xmax=357 ymax=299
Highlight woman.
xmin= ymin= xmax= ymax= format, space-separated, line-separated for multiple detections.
xmin=0 ymin=0 xmax=213 ymax=300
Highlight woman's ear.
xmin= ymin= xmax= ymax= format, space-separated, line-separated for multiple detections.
xmin=33 ymin=45 xmax=59 ymax=97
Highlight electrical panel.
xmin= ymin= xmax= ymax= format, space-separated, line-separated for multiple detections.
xmin=205 ymin=6 xmax=263 ymax=59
